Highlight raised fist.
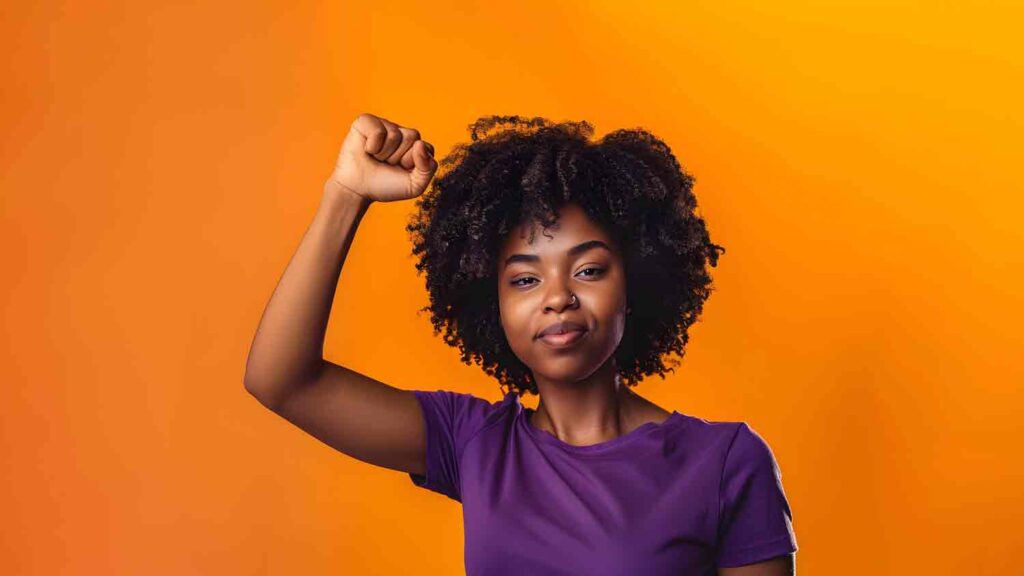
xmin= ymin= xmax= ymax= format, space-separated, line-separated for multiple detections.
xmin=327 ymin=113 xmax=438 ymax=203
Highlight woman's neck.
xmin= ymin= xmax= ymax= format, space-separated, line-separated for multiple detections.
xmin=529 ymin=361 xmax=643 ymax=446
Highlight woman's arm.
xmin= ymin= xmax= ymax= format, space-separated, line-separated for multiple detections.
xmin=243 ymin=113 xmax=440 ymax=475
xmin=719 ymin=553 xmax=795 ymax=576
xmin=242 ymin=183 xmax=371 ymax=408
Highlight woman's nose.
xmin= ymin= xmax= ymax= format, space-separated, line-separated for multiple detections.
xmin=543 ymin=283 xmax=579 ymax=312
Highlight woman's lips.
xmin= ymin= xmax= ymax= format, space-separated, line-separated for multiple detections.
xmin=538 ymin=329 xmax=588 ymax=348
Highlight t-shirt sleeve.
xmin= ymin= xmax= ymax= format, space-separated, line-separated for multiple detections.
xmin=715 ymin=422 xmax=799 ymax=568
xmin=407 ymin=389 xmax=501 ymax=503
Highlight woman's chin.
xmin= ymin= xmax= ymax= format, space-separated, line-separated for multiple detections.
xmin=531 ymin=362 xmax=606 ymax=385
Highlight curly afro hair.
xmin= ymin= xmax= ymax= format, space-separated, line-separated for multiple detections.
xmin=406 ymin=115 xmax=725 ymax=398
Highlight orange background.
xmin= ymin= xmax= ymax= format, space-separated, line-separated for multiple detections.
xmin=2 ymin=1 xmax=1022 ymax=574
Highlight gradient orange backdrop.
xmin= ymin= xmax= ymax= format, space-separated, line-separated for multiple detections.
xmin=2 ymin=1 xmax=1022 ymax=574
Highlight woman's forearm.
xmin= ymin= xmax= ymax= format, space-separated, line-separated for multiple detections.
xmin=243 ymin=182 xmax=372 ymax=409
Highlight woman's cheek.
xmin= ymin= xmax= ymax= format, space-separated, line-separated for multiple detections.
xmin=499 ymin=299 xmax=530 ymax=356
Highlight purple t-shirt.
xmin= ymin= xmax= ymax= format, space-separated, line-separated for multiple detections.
xmin=408 ymin=389 xmax=797 ymax=575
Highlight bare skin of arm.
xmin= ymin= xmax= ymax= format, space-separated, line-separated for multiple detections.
xmin=719 ymin=553 xmax=795 ymax=576
xmin=243 ymin=113 xmax=438 ymax=475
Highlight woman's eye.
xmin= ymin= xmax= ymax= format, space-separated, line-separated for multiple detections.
xmin=510 ymin=268 xmax=605 ymax=287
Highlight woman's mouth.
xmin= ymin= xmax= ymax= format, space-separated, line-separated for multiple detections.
xmin=538 ymin=329 xmax=588 ymax=349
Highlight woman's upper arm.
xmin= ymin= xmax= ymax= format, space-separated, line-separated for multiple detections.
xmin=718 ymin=553 xmax=795 ymax=576
xmin=716 ymin=423 xmax=799 ymax=567
xmin=257 ymin=359 xmax=428 ymax=476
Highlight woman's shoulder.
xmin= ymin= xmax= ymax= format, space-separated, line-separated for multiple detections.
xmin=667 ymin=409 xmax=775 ymax=458
xmin=412 ymin=388 xmax=519 ymax=435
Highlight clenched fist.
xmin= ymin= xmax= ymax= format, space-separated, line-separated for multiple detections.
xmin=326 ymin=113 xmax=438 ymax=204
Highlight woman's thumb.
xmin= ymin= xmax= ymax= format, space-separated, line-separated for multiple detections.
xmin=409 ymin=141 xmax=437 ymax=194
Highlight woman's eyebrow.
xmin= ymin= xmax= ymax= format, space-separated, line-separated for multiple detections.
xmin=503 ymin=240 xmax=611 ymax=269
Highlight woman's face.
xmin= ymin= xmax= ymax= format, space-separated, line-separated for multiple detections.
xmin=497 ymin=202 xmax=628 ymax=385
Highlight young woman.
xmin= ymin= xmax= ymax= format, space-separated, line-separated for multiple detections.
xmin=244 ymin=113 xmax=798 ymax=575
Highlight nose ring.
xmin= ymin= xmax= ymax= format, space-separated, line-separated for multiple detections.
xmin=568 ymin=293 xmax=577 ymax=306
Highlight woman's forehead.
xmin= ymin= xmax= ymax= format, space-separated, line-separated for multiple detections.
xmin=500 ymin=203 xmax=616 ymax=254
